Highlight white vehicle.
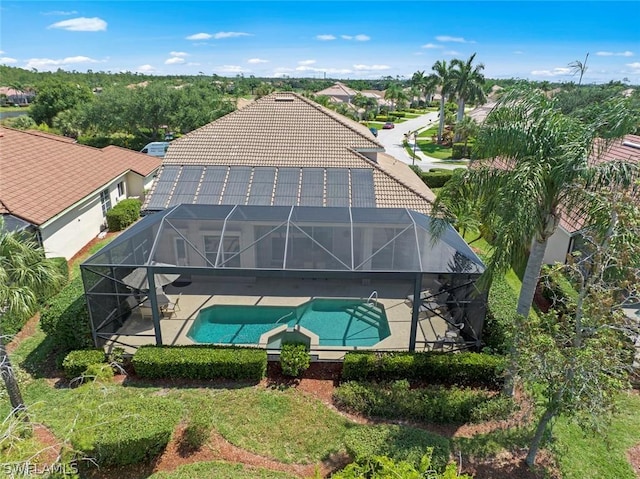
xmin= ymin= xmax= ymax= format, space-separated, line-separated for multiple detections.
xmin=140 ymin=142 xmax=170 ymax=158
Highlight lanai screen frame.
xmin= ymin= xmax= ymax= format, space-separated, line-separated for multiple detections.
xmin=81 ymin=204 xmax=487 ymax=351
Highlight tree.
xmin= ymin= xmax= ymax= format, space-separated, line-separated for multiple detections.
xmin=431 ymin=60 xmax=453 ymax=143
xmin=454 ymin=116 xmax=479 ymax=149
xmin=0 ymin=219 xmax=64 ymax=416
xmin=410 ymin=70 xmax=438 ymax=107
xmin=449 ymin=53 xmax=486 ymax=126
xmin=568 ymin=53 xmax=589 ymax=86
xmin=30 ymin=79 xmax=93 ymax=126
xmin=383 ymin=83 xmax=406 ymax=111
xmin=520 ymin=190 xmax=639 ymax=465
xmin=433 ymin=86 xmax=638 ymax=396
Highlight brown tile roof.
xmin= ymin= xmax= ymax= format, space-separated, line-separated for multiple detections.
xmin=163 ymin=92 xmax=383 ymax=167
xmin=0 ymin=127 xmax=161 ymax=225
xmin=316 ymin=82 xmax=358 ymax=98
xmin=145 ymin=93 xmax=434 ymax=214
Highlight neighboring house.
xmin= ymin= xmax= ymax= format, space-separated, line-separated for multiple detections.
xmin=144 ymin=92 xmax=436 ymax=214
xmin=0 ymin=127 xmax=161 ymax=259
xmin=315 ymin=82 xmax=359 ymax=103
xmin=0 ymin=87 xmax=35 ymax=105
xmin=543 ymin=134 xmax=640 ymax=263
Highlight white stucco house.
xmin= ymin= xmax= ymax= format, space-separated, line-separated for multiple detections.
xmin=0 ymin=128 xmax=161 ymax=259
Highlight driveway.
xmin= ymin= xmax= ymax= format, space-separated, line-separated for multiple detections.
xmin=375 ymin=111 xmax=466 ymax=171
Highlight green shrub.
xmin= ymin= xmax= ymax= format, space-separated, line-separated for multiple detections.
xmin=62 ymin=349 xmax=106 ymax=379
xmin=483 ymin=276 xmax=517 ymax=355
xmin=132 ymin=345 xmax=267 ymax=381
xmin=342 ymin=351 xmax=505 ymax=387
xmin=422 ymin=170 xmax=454 ymax=188
xmin=452 ymin=143 xmax=471 ymax=159
xmin=389 ymin=111 xmax=406 ymax=118
xmin=83 ymin=363 xmax=114 ymax=383
xmin=279 ymin=343 xmax=311 ymax=377
xmin=40 ymin=275 xmax=93 ymax=354
xmin=539 ymin=265 xmax=578 ymax=315
xmin=74 ymin=397 xmax=182 ymax=467
xmin=375 ymin=115 xmax=390 ymax=121
xmin=344 ymin=424 xmax=450 ymax=471
xmin=106 ymin=198 xmax=141 ymax=231
xmin=334 ymin=380 xmax=512 ymax=425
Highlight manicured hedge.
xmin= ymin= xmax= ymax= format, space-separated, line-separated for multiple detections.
xmin=334 ymin=380 xmax=515 ymax=424
xmin=63 ymin=349 xmax=106 ymax=379
xmin=106 ymin=198 xmax=141 ymax=231
xmin=279 ymin=342 xmax=311 ymax=377
xmin=452 ymin=142 xmax=471 ymax=159
xmin=342 ymin=351 xmax=505 ymax=387
xmin=132 ymin=345 xmax=267 ymax=381
xmin=344 ymin=424 xmax=450 ymax=471
xmin=483 ymin=276 xmax=517 ymax=355
xmin=40 ymin=275 xmax=93 ymax=354
xmin=422 ymin=169 xmax=454 ymax=188
xmin=74 ymin=397 xmax=182 ymax=467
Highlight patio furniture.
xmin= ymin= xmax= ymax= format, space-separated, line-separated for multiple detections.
xmin=161 ymin=294 xmax=181 ymax=318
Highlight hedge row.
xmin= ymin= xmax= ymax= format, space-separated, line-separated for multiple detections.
xmin=74 ymin=397 xmax=182 ymax=467
xmin=334 ymin=380 xmax=515 ymax=424
xmin=342 ymin=351 xmax=505 ymax=387
xmin=106 ymin=198 xmax=141 ymax=231
xmin=452 ymin=142 xmax=471 ymax=159
xmin=40 ymin=275 xmax=93 ymax=354
xmin=132 ymin=345 xmax=267 ymax=381
xmin=62 ymin=349 xmax=106 ymax=379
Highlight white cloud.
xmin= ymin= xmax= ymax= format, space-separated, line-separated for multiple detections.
xmin=25 ymin=55 xmax=100 ymax=70
xmin=341 ymin=35 xmax=353 ymax=40
xmin=0 ymin=57 xmax=17 ymax=64
xmin=186 ymin=33 xmax=212 ymax=40
xmin=213 ymin=31 xmax=251 ymax=39
xmin=354 ymin=34 xmax=370 ymax=41
xmin=186 ymin=62 xmax=201 ymax=66
xmin=165 ymin=57 xmax=185 ymax=65
xmin=215 ymin=65 xmax=249 ymax=73
xmin=48 ymin=17 xmax=107 ymax=32
xmin=444 ymin=50 xmax=460 ymax=56
xmin=247 ymin=58 xmax=269 ymax=64
xmin=42 ymin=10 xmax=78 ymax=16
xmin=316 ymin=34 xmax=336 ymax=41
xmin=421 ymin=43 xmax=442 ymax=49
xmin=137 ymin=64 xmax=156 ymax=73
xmin=353 ymin=64 xmax=390 ymax=71
xmin=626 ymin=62 xmax=640 ymax=72
xmin=531 ymin=67 xmax=572 ymax=77
xmin=170 ymin=51 xmax=189 ymax=57
xmin=436 ymin=35 xmax=471 ymax=43
xmin=295 ymin=65 xmax=352 ymax=74
xmin=596 ymin=51 xmax=634 ymax=57
xmin=298 ymin=59 xmax=316 ymax=66
xmin=341 ymin=34 xmax=370 ymax=41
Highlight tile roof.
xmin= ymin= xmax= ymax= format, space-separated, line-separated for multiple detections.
xmin=145 ymin=93 xmax=434 ymax=214
xmin=0 ymin=127 xmax=161 ymax=225
xmin=316 ymin=82 xmax=358 ymax=98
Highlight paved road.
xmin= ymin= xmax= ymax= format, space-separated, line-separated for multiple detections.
xmin=375 ymin=111 xmax=467 ymax=171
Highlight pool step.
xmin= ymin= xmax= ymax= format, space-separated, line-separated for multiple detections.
xmin=346 ymin=304 xmax=385 ymax=327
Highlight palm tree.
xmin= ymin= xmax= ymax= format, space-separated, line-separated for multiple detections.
xmin=568 ymin=52 xmax=589 ymax=86
xmin=431 ymin=60 xmax=453 ymax=143
xmin=433 ymin=87 xmax=638 ymax=396
xmin=0 ymin=219 xmax=64 ymax=416
xmin=454 ymin=116 xmax=479 ymax=149
xmin=411 ymin=70 xmax=438 ymax=108
xmin=384 ymin=83 xmax=406 ymax=111
xmin=450 ymin=53 xmax=487 ymax=125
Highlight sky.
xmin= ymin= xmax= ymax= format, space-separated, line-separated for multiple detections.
xmin=1 ymin=1 xmax=639 ymax=84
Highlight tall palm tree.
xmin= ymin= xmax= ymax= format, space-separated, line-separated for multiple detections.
xmin=568 ymin=53 xmax=589 ymax=86
xmin=433 ymin=87 xmax=638 ymax=395
xmin=0 ymin=219 xmax=64 ymax=416
xmin=411 ymin=70 xmax=438 ymax=107
xmin=384 ymin=83 xmax=405 ymax=111
xmin=450 ymin=53 xmax=487 ymax=126
xmin=431 ymin=60 xmax=453 ymax=143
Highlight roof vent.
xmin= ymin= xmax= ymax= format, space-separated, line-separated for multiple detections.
xmin=622 ymin=140 xmax=640 ymax=150
xmin=274 ymin=97 xmax=294 ymax=102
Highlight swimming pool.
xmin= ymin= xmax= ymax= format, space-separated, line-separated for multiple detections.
xmin=187 ymin=298 xmax=390 ymax=347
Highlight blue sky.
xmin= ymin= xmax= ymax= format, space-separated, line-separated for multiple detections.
xmin=1 ymin=1 xmax=638 ymax=84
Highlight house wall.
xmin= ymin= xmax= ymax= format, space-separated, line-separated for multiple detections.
xmin=125 ymin=171 xmax=157 ymax=201
xmin=542 ymin=226 xmax=572 ymax=264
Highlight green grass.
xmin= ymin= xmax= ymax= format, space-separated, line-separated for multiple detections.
xmin=553 ymin=393 xmax=640 ymax=479
xmin=206 ymin=387 xmax=351 ymax=464
xmin=149 ymin=461 xmax=299 ymax=478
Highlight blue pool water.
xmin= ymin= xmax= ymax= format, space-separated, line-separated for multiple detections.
xmin=187 ymin=298 xmax=391 ymax=347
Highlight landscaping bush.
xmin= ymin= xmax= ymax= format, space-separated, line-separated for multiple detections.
xmin=375 ymin=115 xmax=390 ymax=122
xmin=389 ymin=111 xmax=406 ymax=118
xmin=422 ymin=170 xmax=454 ymax=188
xmin=83 ymin=363 xmax=115 ymax=383
xmin=63 ymin=349 xmax=106 ymax=379
xmin=452 ymin=142 xmax=471 ymax=159
xmin=334 ymin=380 xmax=513 ymax=424
xmin=40 ymin=275 xmax=93 ymax=354
xmin=74 ymin=397 xmax=182 ymax=467
xmin=132 ymin=345 xmax=267 ymax=381
xmin=106 ymin=198 xmax=141 ymax=231
xmin=539 ymin=265 xmax=578 ymax=315
xmin=279 ymin=342 xmax=311 ymax=377
xmin=344 ymin=424 xmax=450 ymax=471
xmin=483 ymin=276 xmax=517 ymax=355
xmin=342 ymin=351 xmax=505 ymax=387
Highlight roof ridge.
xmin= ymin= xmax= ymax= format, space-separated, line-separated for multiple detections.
xmin=350 ymin=149 xmax=435 ymax=207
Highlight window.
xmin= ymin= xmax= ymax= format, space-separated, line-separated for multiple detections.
xmin=174 ymin=237 xmax=187 ymax=266
xmin=100 ymin=189 xmax=111 ymax=216
xmin=203 ymin=234 xmax=240 ymax=267
xmin=117 ymin=181 xmax=125 ymax=197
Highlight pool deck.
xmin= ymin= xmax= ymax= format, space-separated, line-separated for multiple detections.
xmin=104 ymin=277 xmax=459 ymax=359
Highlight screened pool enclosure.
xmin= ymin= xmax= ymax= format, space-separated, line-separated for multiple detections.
xmin=81 ymin=204 xmax=487 ymax=356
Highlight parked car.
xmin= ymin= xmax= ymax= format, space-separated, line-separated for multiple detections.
xmin=383 ymin=122 xmax=395 ymax=129
xmin=369 ymin=127 xmax=378 ymax=137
